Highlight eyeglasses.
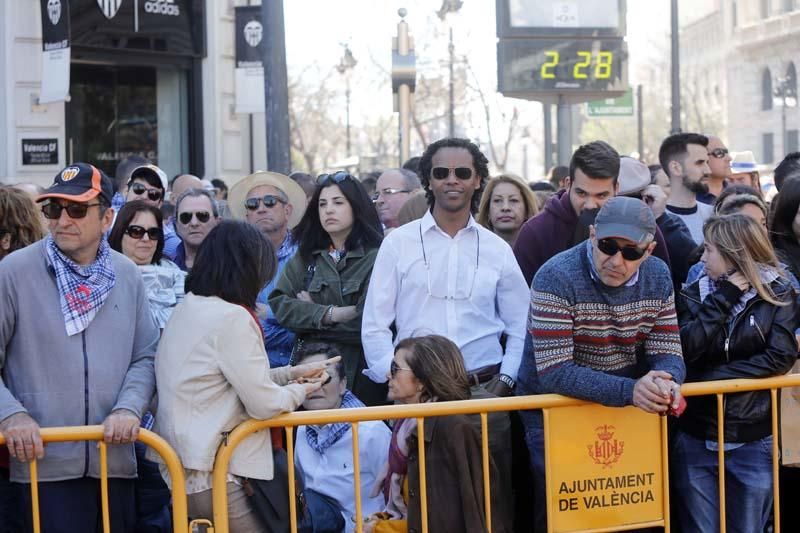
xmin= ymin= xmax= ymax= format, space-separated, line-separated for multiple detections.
xmin=41 ymin=202 xmax=101 ymax=220
xmin=129 ymin=183 xmax=163 ymax=202
xmin=431 ymin=167 xmax=473 ymax=180
xmin=419 ymin=223 xmax=479 ymax=300
xmin=708 ymin=148 xmax=730 ymax=159
xmin=244 ymin=195 xmax=287 ymax=211
xmin=317 ymin=171 xmax=355 ymax=185
xmin=372 ymin=188 xmax=411 ymax=202
xmin=596 ymin=238 xmax=648 ymax=261
xmin=178 ymin=211 xmax=212 ymax=225
xmin=124 ymin=225 xmax=162 ymax=241
xmin=390 ymin=360 xmax=414 ymax=378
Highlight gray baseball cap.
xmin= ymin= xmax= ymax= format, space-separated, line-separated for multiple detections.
xmin=595 ymin=197 xmax=656 ymax=245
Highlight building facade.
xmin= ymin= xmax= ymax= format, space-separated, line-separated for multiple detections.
xmin=0 ymin=0 xmax=268 ymax=186
xmin=680 ymin=0 xmax=800 ymax=166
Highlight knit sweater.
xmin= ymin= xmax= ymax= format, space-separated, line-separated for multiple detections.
xmin=517 ymin=242 xmax=685 ymax=421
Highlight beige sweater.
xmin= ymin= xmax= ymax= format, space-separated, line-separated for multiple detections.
xmin=151 ymin=293 xmax=306 ymax=480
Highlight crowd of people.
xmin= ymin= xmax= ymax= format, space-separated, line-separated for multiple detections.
xmin=0 ymin=133 xmax=800 ymax=533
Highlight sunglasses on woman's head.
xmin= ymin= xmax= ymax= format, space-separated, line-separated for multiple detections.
xmin=431 ymin=167 xmax=473 ymax=180
xmin=317 ymin=171 xmax=355 ymax=185
xmin=41 ymin=202 xmax=101 ymax=220
xmin=178 ymin=211 xmax=211 ymax=225
xmin=596 ymin=238 xmax=648 ymax=261
xmin=130 ymin=182 xmax=163 ymax=201
xmin=244 ymin=195 xmax=286 ymax=211
xmin=124 ymin=225 xmax=162 ymax=241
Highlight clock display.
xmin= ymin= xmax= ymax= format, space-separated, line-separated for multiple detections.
xmin=498 ymin=38 xmax=627 ymax=96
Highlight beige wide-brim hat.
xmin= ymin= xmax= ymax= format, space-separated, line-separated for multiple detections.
xmin=228 ymin=171 xmax=308 ymax=228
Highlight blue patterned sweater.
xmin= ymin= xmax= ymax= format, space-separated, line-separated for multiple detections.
xmin=517 ymin=242 xmax=685 ymax=426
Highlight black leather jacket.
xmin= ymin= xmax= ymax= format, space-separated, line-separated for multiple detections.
xmin=676 ymin=277 xmax=799 ymax=442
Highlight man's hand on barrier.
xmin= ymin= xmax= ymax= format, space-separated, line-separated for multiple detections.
xmin=0 ymin=412 xmax=44 ymax=462
xmin=632 ymin=371 xmax=674 ymax=414
xmin=102 ymin=409 xmax=140 ymax=445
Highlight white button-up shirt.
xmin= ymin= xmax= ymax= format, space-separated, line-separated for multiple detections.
xmin=361 ymin=211 xmax=529 ymax=382
xmin=295 ymin=421 xmax=391 ymax=531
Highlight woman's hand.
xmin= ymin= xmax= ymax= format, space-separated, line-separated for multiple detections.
xmin=289 ymin=356 xmax=342 ymax=381
xmin=296 ymin=290 xmax=314 ymax=303
xmin=727 ymin=271 xmax=751 ymax=292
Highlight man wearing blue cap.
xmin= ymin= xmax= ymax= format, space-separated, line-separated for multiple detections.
xmin=0 ymin=163 xmax=158 ymax=532
xmin=516 ymin=196 xmax=686 ymax=531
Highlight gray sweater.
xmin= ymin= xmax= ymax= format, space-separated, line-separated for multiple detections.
xmin=0 ymin=240 xmax=158 ymax=482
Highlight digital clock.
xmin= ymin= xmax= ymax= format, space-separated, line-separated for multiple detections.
xmin=497 ymin=38 xmax=628 ymax=99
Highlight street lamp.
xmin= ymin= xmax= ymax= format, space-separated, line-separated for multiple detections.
xmin=337 ymin=44 xmax=357 ymax=155
xmin=437 ymin=0 xmax=463 ymax=138
xmin=774 ymin=75 xmax=798 ymax=155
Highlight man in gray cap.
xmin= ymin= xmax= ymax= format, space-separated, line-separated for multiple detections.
xmin=515 ymin=196 xmax=686 ymax=531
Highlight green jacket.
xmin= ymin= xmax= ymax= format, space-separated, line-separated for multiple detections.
xmin=269 ymin=245 xmax=378 ymax=387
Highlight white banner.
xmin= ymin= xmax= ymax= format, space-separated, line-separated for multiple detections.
xmin=235 ymin=67 xmax=265 ymax=114
xmin=40 ymin=47 xmax=71 ymax=104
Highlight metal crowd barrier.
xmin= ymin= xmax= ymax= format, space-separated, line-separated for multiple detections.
xmin=6 ymin=375 xmax=798 ymax=533
xmin=209 ymin=374 xmax=800 ymax=533
xmin=0 ymin=426 xmax=190 ymax=533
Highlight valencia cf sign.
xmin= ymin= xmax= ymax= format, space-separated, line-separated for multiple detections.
xmin=70 ymin=0 xmax=205 ymax=57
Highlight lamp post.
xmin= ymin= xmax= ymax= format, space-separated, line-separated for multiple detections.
xmin=437 ymin=0 xmax=463 ymax=138
xmin=337 ymin=45 xmax=357 ymax=155
xmin=774 ymin=75 xmax=798 ymax=155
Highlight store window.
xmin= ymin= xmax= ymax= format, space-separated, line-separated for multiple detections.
xmin=66 ymin=64 xmax=189 ymax=178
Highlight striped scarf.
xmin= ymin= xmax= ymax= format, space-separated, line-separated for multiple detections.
xmin=46 ymin=235 xmax=116 ymax=336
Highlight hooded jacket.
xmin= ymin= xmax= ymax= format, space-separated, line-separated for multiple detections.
xmin=513 ymin=190 xmax=672 ymax=286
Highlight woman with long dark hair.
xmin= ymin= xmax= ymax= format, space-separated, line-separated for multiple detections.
xmin=108 ymin=200 xmax=185 ymax=329
xmin=270 ymin=171 xmax=385 ymax=405
xmin=674 ymin=214 xmax=799 ymax=532
xmin=153 ymin=221 xmax=337 ymax=532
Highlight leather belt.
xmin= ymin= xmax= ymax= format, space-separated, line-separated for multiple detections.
xmin=467 ymin=363 xmax=501 ymax=387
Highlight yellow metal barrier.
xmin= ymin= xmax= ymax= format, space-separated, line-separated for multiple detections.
xmin=207 ymin=374 xmax=800 ymax=533
xmin=0 ymin=426 xmax=190 ymax=533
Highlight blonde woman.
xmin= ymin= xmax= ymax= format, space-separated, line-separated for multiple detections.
xmin=476 ymin=174 xmax=539 ymax=247
xmin=674 ymin=214 xmax=799 ymax=533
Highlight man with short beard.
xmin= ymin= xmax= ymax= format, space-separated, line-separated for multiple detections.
xmin=661 ymin=133 xmax=714 ymax=244
xmin=514 ymin=141 xmax=671 ymax=286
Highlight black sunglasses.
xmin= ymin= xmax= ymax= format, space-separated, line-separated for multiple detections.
xmin=244 ymin=195 xmax=287 ymax=211
xmin=431 ymin=166 xmax=473 ymax=180
xmin=597 ymin=238 xmax=648 ymax=261
xmin=124 ymin=225 xmax=162 ymax=241
xmin=317 ymin=171 xmax=355 ymax=185
xmin=708 ymin=148 xmax=730 ymax=159
xmin=130 ymin=182 xmax=163 ymax=202
xmin=178 ymin=211 xmax=212 ymax=225
xmin=42 ymin=202 xmax=101 ymax=220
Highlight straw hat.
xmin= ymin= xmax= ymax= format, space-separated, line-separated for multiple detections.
xmin=228 ymin=171 xmax=308 ymax=228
